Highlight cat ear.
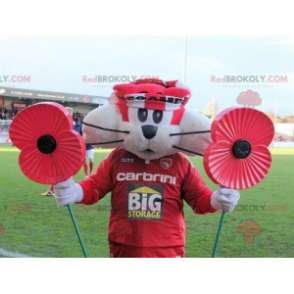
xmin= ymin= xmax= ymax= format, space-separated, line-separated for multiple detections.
xmin=82 ymin=104 xmax=123 ymax=149
xmin=178 ymin=109 xmax=212 ymax=156
xmin=165 ymin=80 xmax=191 ymax=92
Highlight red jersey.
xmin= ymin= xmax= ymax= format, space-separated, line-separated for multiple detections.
xmin=78 ymin=148 xmax=217 ymax=249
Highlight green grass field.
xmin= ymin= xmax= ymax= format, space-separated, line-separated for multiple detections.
xmin=0 ymin=145 xmax=293 ymax=257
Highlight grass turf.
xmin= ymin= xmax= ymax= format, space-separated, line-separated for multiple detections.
xmin=0 ymin=145 xmax=293 ymax=257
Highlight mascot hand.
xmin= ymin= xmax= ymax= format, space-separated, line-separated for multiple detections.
xmin=211 ymin=187 xmax=240 ymax=212
xmin=54 ymin=177 xmax=83 ymax=207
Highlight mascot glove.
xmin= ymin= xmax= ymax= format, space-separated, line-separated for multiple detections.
xmin=210 ymin=187 xmax=240 ymax=212
xmin=54 ymin=177 xmax=83 ymax=207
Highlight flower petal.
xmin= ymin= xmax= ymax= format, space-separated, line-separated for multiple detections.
xmin=203 ymin=141 xmax=232 ymax=185
xmin=212 ymin=107 xmax=274 ymax=147
xmin=211 ymin=107 xmax=238 ymax=142
xmin=51 ymin=130 xmax=86 ymax=181
xmin=19 ymin=130 xmax=85 ymax=184
xmin=9 ymin=102 xmax=73 ymax=150
xmin=204 ymin=141 xmax=272 ymax=189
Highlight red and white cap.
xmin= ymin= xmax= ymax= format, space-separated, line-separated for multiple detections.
xmin=112 ymin=78 xmax=191 ymax=124
xmin=114 ymin=78 xmax=190 ymax=110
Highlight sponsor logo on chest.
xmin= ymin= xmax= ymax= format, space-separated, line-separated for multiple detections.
xmin=117 ymin=172 xmax=176 ymax=185
xmin=127 ymin=184 xmax=164 ymax=220
xmin=160 ymin=158 xmax=173 ymax=169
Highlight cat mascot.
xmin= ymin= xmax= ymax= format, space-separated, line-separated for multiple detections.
xmin=54 ymin=78 xmax=240 ymax=257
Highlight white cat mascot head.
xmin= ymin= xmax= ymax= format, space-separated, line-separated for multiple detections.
xmin=82 ymin=78 xmax=211 ymax=160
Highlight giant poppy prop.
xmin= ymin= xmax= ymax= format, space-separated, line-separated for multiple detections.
xmin=203 ymin=107 xmax=274 ymax=257
xmin=9 ymin=102 xmax=88 ymax=257
xmin=204 ymin=107 xmax=274 ymax=190
xmin=9 ymin=102 xmax=86 ymax=184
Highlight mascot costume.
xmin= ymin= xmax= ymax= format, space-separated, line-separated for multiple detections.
xmin=10 ymin=78 xmax=274 ymax=258
xmin=53 ymin=78 xmax=240 ymax=258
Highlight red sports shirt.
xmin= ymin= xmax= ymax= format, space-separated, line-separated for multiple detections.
xmin=78 ymin=148 xmax=217 ymax=248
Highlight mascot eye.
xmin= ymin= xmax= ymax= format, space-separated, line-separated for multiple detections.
xmin=137 ymin=108 xmax=148 ymax=122
xmin=153 ymin=110 xmax=163 ymax=124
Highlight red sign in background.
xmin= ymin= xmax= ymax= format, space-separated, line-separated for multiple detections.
xmin=12 ymin=102 xmax=26 ymax=109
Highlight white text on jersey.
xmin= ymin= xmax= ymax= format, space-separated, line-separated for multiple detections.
xmin=117 ymin=172 xmax=176 ymax=185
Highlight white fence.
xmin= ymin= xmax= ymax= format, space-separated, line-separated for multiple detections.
xmin=1 ymin=120 xmax=294 ymax=147
xmin=0 ymin=120 xmax=12 ymax=143
xmin=274 ymin=123 xmax=294 ymax=137
xmin=0 ymin=119 xmax=11 ymax=134
xmin=270 ymin=142 xmax=294 ymax=148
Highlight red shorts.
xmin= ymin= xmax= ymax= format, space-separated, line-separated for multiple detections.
xmin=109 ymin=242 xmax=185 ymax=258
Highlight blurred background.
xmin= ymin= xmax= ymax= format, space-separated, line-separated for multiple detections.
xmin=0 ymin=35 xmax=293 ymax=144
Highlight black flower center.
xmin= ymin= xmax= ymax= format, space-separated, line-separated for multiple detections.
xmin=37 ymin=135 xmax=57 ymax=154
xmin=232 ymin=139 xmax=251 ymax=159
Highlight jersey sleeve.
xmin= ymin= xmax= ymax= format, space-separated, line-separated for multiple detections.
xmin=77 ymin=149 xmax=116 ymax=205
xmin=181 ymin=156 xmax=218 ymax=214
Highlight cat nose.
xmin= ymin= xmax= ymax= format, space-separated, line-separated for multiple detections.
xmin=142 ymin=125 xmax=158 ymax=139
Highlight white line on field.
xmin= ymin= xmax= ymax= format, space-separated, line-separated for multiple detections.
xmin=0 ymin=248 xmax=33 ymax=258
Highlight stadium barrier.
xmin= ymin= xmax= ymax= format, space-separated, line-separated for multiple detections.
xmin=269 ymin=142 xmax=294 ymax=148
xmin=0 ymin=120 xmax=12 ymax=143
xmin=1 ymin=119 xmax=294 ymax=147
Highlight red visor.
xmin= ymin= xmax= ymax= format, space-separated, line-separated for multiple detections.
xmin=113 ymin=79 xmax=190 ymax=122
xmin=113 ymin=79 xmax=190 ymax=106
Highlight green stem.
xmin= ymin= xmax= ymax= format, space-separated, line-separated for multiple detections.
xmin=212 ymin=211 xmax=226 ymax=258
xmin=67 ymin=204 xmax=88 ymax=258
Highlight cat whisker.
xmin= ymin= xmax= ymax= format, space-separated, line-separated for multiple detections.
xmin=169 ymin=130 xmax=211 ymax=137
xmin=172 ymin=145 xmax=204 ymax=156
xmin=82 ymin=122 xmax=130 ymax=134
xmin=86 ymin=140 xmax=124 ymax=146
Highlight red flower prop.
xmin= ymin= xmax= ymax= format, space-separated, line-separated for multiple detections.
xmin=203 ymin=107 xmax=274 ymax=189
xmin=9 ymin=102 xmax=85 ymax=184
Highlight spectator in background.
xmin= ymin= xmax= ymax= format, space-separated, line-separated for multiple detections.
xmin=0 ymin=107 xmax=20 ymax=120
xmin=73 ymin=116 xmax=82 ymax=135
xmin=84 ymin=144 xmax=94 ymax=179
xmin=79 ymin=117 xmax=95 ymax=179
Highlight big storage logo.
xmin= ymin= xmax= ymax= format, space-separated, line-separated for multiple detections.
xmin=127 ymin=184 xmax=164 ymax=220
